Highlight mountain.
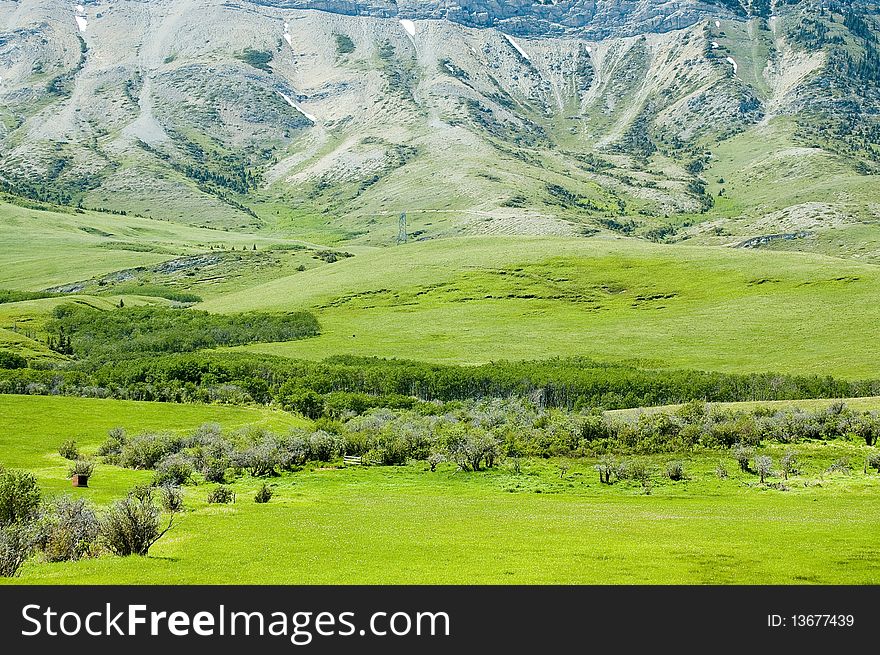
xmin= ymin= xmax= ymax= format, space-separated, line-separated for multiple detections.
xmin=0 ymin=0 xmax=879 ymax=257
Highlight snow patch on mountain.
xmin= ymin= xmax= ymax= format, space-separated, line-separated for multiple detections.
xmin=503 ymin=34 xmax=530 ymax=60
xmin=278 ymin=91 xmax=316 ymax=123
xmin=400 ymin=19 xmax=416 ymax=37
xmin=726 ymin=56 xmax=738 ymax=75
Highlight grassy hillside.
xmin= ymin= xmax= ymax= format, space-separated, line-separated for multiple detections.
xmin=0 ymin=200 xmax=287 ymax=291
xmin=199 ymin=236 xmax=880 ymax=378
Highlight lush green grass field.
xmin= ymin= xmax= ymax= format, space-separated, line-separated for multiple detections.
xmin=0 ymin=395 xmax=306 ymax=503
xmin=3 ymin=395 xmax=880 ymax=585
xmin=201 ymin=236 xmax=880 ymax=378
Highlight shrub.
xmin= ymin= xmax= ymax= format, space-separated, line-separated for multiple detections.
xmin=100 ymin=486 xmax=175 ymax=556
xmin=425 ymin=452 xmax=444 ymax=472
xmin=254 ymin=483 xmax=273 ymax=504
xmin=616 ymin=459 xmax=650 ymax=483
xmin=446 ymin=429 xmax=499 ymax=472
xmin=118 ymin=432 xmax=179 ymax=470
xmin=202 ymin=457 xmax=229 ymax=483
xmin=715 ymin=462 xmax=729 ymax=479
xmin=58 ymin=440 xmax=79 ymax=460
xmin=0 ymin=522 xmax=39 ymax=577
xmin=40 ymin=497 xmax=99 ymax=563
xmin=732 ymin=444 xmax=754 ymax=473
xmin=308 ymin=430 xmax=344 ymax=462
xmin=153 ymin=453 xmax=193 ymax=486
xmin=754 ymin=455 xmax=773 ymax=483
xmin=780 ymin=451 xmax=799 ymax=480
xmin=157 ymin=485 xmax=184 ymax=513
xmin=97 ymin=427 xmax=127 ymax=458
xmin=68 ymin=459 xmax=95 ymax=479
xmin=277 ymin=434 xmax=309 ymax=470
xmin=0 ymin=350 xmax=28 ymax=369
xmin=867 ymin=452 xmax=880 ymax=473
xmin=827 ymin=458 xmax=851 ymax=474
xmin=234 ymin=439 xmax=281 ymax=477
xmin=207 ymin=485 xmax=234 ymax=504
xmin=665 ymin=461 xmax=685 ymax=481
xmin=852 ymin=413 xmax=880 ymax=446
xmin=595 ymin=457 xmax=615 ymax=484
xmin=0 ymin=469 xmax=41 ymax=526
xmin=369 ymin=435 xmax=409 ymax=466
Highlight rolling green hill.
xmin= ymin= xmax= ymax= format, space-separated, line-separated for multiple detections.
xmin=196 ymin=235 xmax=880 ymax=378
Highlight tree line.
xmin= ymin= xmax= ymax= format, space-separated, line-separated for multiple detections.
xmin=1 ymin=351 xmax=879 ymax=413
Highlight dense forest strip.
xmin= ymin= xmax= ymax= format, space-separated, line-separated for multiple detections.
xmin=1 ymin=352 xmax=878 ymax=415
xmin=45 ymin=305 xmax=320 ymax=358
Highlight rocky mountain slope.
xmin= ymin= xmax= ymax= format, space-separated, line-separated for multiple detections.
xmin=0 ymin=0 xmax=878 ymax=254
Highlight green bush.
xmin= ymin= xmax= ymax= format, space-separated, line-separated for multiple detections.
xmin=0 ymin=351 xmax=28 ymax=369
xmin=207 ymin=485 xmax=234 ymax=504
xmin=334 ymin=33 xmax=355 ymax=55
xmin=254 ymin=483 xmax=273 ymax=504
xmin=153 ymin=454 xmax=193 ymax=486
xmin=158 ymin=485 xmax=184 ymax=513
xmin=68 ymin=459 xmax=95 ymax=479
xmin=0 ymin=470 xmax=41 ymax=526
xmin=100 ymin=486 xmax=175 ymax=557
xmin=118 ymin=432 xmax=181 ymax=469
xmin=665 ymin=461 xmax=685 ymax=481
xmin=40 ymin=497 xmax=99 ymax=563
xmin=0 ymin=522 xmax=39 ymax=577
xmin=733 ymin=444 xmax=754 ymax=473
xmin=58 ymin=439 xmax=79 ymax=460
xmin=97 ymin=427 xmax=126 ymax=458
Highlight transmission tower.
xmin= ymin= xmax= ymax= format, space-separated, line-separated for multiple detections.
xmin=397 ymin=212 xmax=408 ymax=245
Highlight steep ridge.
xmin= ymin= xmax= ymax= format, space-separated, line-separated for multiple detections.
xmin=0 ymin=0 xmax=877 ymax=252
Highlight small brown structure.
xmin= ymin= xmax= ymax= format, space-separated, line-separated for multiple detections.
xmin=71 ymin=474 xmax=89 ymax=488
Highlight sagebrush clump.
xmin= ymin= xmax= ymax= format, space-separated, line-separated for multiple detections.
xmin=207 ymin=485 xmax=234 ymax=504
xmin=100 ymin=486 xmax=176 ymax=557
xmin=254 ymin=483 xmax=273 ymax=504
xmin=58 ymin=440 xmax=79 ymax=460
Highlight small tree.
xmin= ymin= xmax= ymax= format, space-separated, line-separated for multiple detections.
xmin=733 ymin=444 xmax=754 ymax=473
xmin=158 ymin=485 xmax=184 ymax=513
xmin=68 ymin=459 xmax=95 ymax=479
xmin=755 ymin=455 xmax=773 ymax=484
xmin=595 ymin=457 xmax=614 ymax=484
xmin=427 ymin=452 xmax=444 ymax=472
xmin=867 ymin=452 xmax=880 ymax=474
xmin=100 ymin=486 xmax=176 ymax=557
xmin=153 ymin=453 xmax=193 ymax=486
xmin=780 ymin=451 xmax=798 ymax=480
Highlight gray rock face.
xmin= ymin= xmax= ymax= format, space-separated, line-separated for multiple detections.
xmin=249 ymin=0 xmax=740 ymax=38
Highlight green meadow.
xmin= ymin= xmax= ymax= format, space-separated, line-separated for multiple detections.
xmin=4 ymin=395 xmax=880 ymax=585
xmin=2 ymin=201 xmax=880 ymax=586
